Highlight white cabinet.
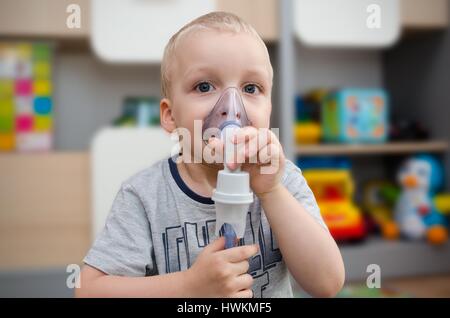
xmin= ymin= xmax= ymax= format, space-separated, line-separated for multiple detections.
xmin=293 ymin=0 xmax=401 ymax=48
xmin=91 ymin=0 xmax=216 ymax=63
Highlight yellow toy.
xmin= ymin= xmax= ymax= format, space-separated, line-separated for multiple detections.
xmin=294 ymin=89 xmax=326 ymax=145
xmin=434 ymin=194 xmax=450 ymax=215
xmin=294 ymin=122 xmax=321 ymax=144
xmin=303 ymin=169 xmax=366 ymax=241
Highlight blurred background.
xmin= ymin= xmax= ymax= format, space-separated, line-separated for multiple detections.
xmin=0 ymin=0 xmax=449 ymax=297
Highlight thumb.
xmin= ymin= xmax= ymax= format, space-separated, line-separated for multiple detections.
xmin=205 ymin=236 xmax=225 ymax=253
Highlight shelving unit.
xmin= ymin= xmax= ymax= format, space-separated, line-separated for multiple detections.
xmin=296 ymin=140 xmax=449 ymax=156
xmin=278 ymin=0 xmax=450 ymax=284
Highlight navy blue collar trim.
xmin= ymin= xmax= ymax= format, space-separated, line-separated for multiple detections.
xmin=168 ymin=158 xmax=215 ymax=205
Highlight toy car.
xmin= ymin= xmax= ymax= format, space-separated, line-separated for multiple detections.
xmin=303 ymin=169 xmax=366 ymax=241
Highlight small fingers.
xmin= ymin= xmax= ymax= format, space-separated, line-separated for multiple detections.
xmin=232 ymin=126 xmax=258 ymax=145
xmin=234 ymin=274 xmax=254 ymax=291
xmin=204 ymin=137 xmax=224 ymax=164
xmin=205 ymin=237 xmax=226 ymax=253
xmin=221 ymin=244 xmax=259 ymax=263
xmin=230 ymin=260 xmax=250 ymax=275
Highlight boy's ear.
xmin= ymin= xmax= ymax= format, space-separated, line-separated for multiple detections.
xmin=160 ymin=98 xmax=176 ymax=133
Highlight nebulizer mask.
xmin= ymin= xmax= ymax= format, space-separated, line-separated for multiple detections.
xmin=202 ymin=87 xmax=254 ymax=249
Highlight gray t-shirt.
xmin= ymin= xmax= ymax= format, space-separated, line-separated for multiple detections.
xmin=84 ymin=157 xmax=326 ymax=298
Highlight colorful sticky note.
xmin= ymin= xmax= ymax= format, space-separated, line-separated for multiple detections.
xmin=0 ymin=42 xmax=54 ymax=152
xmin=0 ymin=115 xmax=14 ymax=132
xmin=15 ymin=60 xmax=32 ymax=78
xmin=33 ymin=61 xmax=51 ymax=79
xmin=32 ymin=44 xmax=50 ymax=60
xmin=0 ymin=80 xmax=13 ymax=98
xmin=16 ymin=43 xmax=32 ymax=60
xmin=34 ymin=114 xmax=52 ymax=131
xmin=16 ymin=114 xmax=33 ymax=132
xmin=0 ymin=99 xmax=14 ymax=132
xmin=0 ymin=99 xmax=14 ymax=116
xmin=33 ymin=80 xmax=52 ymax=95
xmin=0 ymin=133 xmax=14 ymax=151
xmin=15 ymin=79 xmax=32 ymax=96
xmin=16 ymin=132 xmax=52 ymax=152
xmin=0 ymin=50 xmax=17 ymax=78
xmin=33 ymin=97 xmax=52 ymax=115
xmin=15 ymin=96 xmax=33 ymax=114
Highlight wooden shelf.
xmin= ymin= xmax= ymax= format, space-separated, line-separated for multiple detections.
xmin=296 ymin=141 xmax=449 ymax=156
xmin=0 ymin=0 xmax=90 ymax=39
xmin=401 ymin=0 xmax=449 ymax=30
xmin=216 ymin=0 xmax=278 ymax=42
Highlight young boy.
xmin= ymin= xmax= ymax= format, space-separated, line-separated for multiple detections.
xmin=77 ymin=12 xmax=344 ymax=298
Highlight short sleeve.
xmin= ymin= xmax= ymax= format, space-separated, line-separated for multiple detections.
xmin=84 ymin=183 xmax=156 ymax=277
xmin=282 ymin=161 xmax=328 ymax=231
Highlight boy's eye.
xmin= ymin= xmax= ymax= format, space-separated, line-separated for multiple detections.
xmin=195 ymin=82 xmax=214 ymax=93
xmin=243 ymin=84 xmax=260 ymax=94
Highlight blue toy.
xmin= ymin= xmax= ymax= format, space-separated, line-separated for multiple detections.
xmin=321 ymin=88 xmax=388 ymax=144
xmin=394 ymin=155 xmax=448 ymax=244
xmin=297 ymin=156 xmax=351 ymax=171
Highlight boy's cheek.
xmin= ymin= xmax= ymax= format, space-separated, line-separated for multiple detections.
xmin=247 ymin=112 xmax=271 ymax=129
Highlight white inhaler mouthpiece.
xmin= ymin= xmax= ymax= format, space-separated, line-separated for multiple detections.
xmin=203 ymin=88 xmax=254 ymax=248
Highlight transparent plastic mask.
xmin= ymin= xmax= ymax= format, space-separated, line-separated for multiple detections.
xmin=202 ymin=87 xmax=251 ymax=141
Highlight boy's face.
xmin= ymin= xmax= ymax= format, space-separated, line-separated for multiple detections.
xmin=161 ymin=29 xmax=273 ymax=160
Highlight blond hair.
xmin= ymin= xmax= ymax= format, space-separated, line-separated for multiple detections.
xmin=161 ymin=11 xmax=269 ymax=98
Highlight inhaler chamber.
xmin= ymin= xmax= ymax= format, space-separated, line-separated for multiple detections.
xmin=202 ymin=87 xmax=254 ymax=240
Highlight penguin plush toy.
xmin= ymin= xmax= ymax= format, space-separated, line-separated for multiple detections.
xmin=394 ymin=155 xmax=448 ymax=244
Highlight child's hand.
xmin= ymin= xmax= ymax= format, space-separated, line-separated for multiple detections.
xmin=209 ymin=127 xmax=285 ymax=197
xmin=184 ymin=237 xmax=258 ymax=298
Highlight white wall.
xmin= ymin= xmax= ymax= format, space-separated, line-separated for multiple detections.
xmin=294 ymin=42 xmax=383 ymax=93
xmin=53 ymin=52 xmax=161 ymax=150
